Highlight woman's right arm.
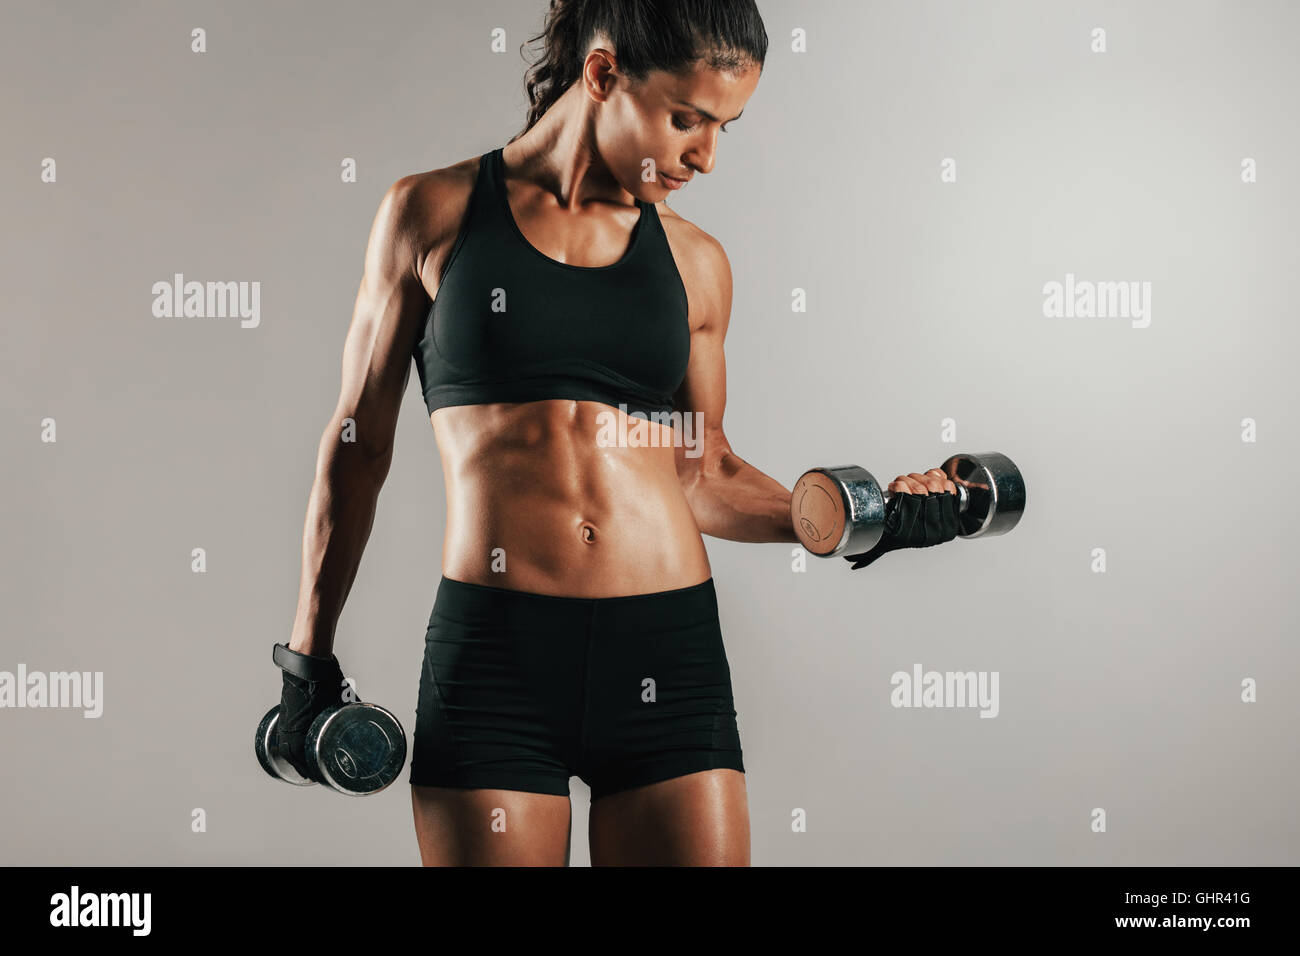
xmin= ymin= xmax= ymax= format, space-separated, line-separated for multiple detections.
xmin=286 ymin=175 xmax=433 ymax=658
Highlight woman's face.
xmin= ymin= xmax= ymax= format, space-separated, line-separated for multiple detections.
xmin=594 ymin=55 xmax=761 ymax=201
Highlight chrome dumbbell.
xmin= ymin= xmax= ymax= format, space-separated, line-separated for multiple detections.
xmin=254 ymin=700 xmax=407 ymax=796
xmin=791 ymin=451 xmax=1025 ymax=557
xmin=255 ymin=643 xmax=407 ymax=796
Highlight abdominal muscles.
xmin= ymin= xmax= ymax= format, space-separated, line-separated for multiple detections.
xmin=432 ymin=400 xmax=711 ymax=597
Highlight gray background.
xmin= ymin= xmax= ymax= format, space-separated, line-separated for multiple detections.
xmin=2 ymin=0 xmax=1296 ymax=865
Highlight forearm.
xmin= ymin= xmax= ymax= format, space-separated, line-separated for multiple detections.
xmin=287 ymin=430 xmax=392 ymax=657
xmin=683 ymin=451 xmax=799 ymax=544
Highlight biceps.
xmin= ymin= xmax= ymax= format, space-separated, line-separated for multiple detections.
xmin=674 ymin=326 xmax=727 ymax=429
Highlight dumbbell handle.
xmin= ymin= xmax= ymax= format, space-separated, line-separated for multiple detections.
xmin=882 ymin=482 xmax=974 ymax=512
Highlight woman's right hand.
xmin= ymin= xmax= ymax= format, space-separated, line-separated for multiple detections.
xmin=273 ymin=645 xmax=350 ymax=779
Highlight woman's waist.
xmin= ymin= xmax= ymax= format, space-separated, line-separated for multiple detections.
xmin=428 ymin=572 xmax=719 ymax=631
xmin=440 ymin=482 xmax=710 ymax=598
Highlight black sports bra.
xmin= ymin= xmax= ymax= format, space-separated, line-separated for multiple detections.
xmin=412 ymin=147 xmax=691 ymax=419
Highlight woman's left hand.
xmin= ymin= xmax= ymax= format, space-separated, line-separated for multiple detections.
xmin=843 ymin=467 xmax=961 ymax=570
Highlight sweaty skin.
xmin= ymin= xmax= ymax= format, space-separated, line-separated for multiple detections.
xmin=280 ymin=55 xmax=777 ymax=865
xmin=433 ymin=399 xmax=713 ymax=597
xmin=282 ymin=49 xmax=951 ymax=866
xmin=404 ymin=152 xmax=774 ymax=861
xmin=430 ymin=139 xmax=795 ymax=596
xmin=286 ymin=63 xmax=788 ymax=643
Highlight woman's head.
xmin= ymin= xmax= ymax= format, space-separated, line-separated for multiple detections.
xmin=514 ymin=0 xmax=767 ymax=197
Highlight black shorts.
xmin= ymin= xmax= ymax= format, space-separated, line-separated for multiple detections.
xmin=410 ymin=575 xmax=744 ymax=801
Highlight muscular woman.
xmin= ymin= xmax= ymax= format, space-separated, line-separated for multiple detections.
xmin=275 ymin=0 xmax=958 ymax=866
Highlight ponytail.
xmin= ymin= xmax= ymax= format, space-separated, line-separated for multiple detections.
xmin=517 ymin=0 xmax=594 ymax=140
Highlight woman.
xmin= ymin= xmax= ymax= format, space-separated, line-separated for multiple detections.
xmin=276 ymin=0 xmax=958 ymax=866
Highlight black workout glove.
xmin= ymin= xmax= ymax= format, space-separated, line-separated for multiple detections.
xmin=273 ymin=644 xmax=350 ymax=779
xmin=842 ymin=490 xmax=961 ymax=570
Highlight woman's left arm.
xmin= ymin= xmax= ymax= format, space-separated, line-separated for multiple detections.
xmin=672 ymin=228 xmax=799 ymax=544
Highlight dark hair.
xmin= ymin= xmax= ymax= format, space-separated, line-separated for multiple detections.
xmin=513 ymin=0 xmax=768 ymax=139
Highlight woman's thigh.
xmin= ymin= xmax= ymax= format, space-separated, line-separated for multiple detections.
xmin=411 ymin=785 xmax=573 ymax=866
xmin=587 ymin=768 xmax=750 ymax=866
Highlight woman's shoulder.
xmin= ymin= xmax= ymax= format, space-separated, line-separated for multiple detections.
xmin=388 ymin=155 xmax=483 ymax=239
xmin=655 ymin=201 xmax=730 ymax=286
xmin=381 ymin=155 xmax=486 ymax=288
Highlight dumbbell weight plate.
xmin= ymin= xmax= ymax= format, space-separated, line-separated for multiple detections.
xmin=940 ymin=452 xmax=1025 ymax=539
xmin=254 ymin=705 xmax=315 ymax=787
xmin=791 ymin=465 xmax=887 ymax=556
xmin=304 ymin=703 xmax=407 ymax=796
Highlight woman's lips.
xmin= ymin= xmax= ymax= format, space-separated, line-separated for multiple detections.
xmin=660 ymin=171 xmax=689 ymax=190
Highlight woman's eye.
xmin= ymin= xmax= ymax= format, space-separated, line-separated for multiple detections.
xmin=673 ymin=116 xmax=730 ymax=134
